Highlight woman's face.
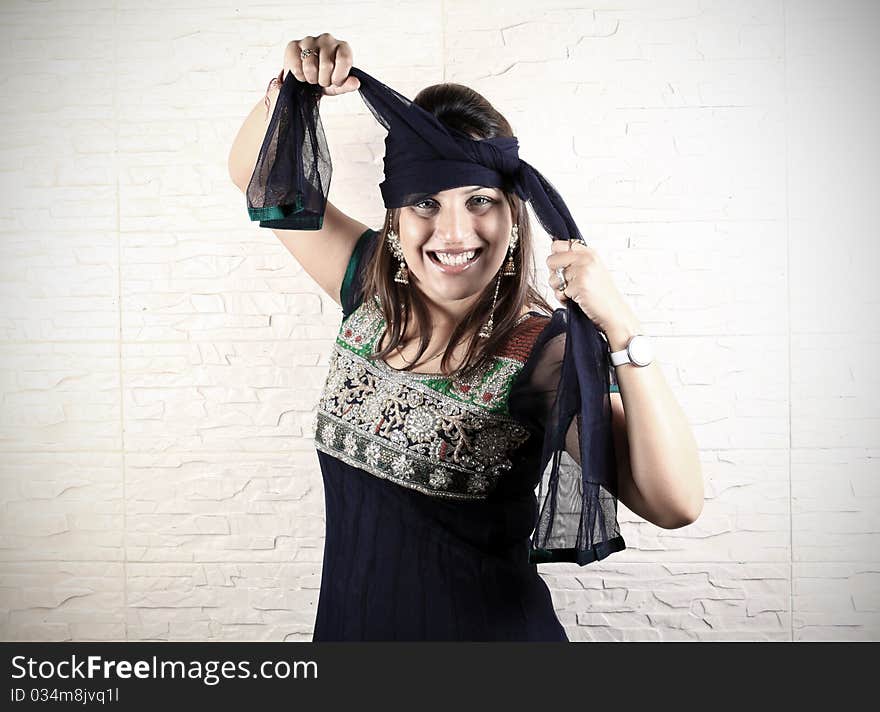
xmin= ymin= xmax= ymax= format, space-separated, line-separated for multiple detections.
xmin=396 ymin=185 xmax=513 ymax=304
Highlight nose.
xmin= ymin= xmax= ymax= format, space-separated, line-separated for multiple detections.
xmin=434 ymin=200 xmax=475 ymax=245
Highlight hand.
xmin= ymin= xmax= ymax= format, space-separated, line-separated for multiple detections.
xmin=281 ymin=33 xmax=361 ymax=96
xmin=546 ymin=239 xmax=640 ymax=343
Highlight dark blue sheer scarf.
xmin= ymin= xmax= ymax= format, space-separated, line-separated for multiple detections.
xmin=246 ymin=66 xmax=625 ymax=566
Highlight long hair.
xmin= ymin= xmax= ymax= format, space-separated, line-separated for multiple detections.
xmin=361 ymin=82 xmax=556 ymax=381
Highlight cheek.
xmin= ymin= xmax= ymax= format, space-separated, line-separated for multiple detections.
xmin=482 ymin=241 xmax=507 ymax=269
xmin=395 ymin=227 xmax=428 ymax=264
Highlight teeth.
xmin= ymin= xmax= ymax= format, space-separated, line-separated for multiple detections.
xmin=435 ymin=250 xmax=476 ymax=266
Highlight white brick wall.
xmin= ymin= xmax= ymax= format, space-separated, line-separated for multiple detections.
xmin=0 ymin=0 xmax=878 ymax=641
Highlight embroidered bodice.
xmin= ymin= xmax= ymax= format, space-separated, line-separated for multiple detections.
xmin=313 ymin=295 xmax=548 ymax=501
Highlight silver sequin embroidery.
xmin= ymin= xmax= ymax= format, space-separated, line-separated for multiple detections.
xmin=314 ymin=298 xmax=534 ymax=500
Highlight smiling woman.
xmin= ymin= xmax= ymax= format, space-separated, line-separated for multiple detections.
xmin=239 ymin=50 xmax=643 ymax=642
xmin=366 ymin=126 xmax=556 ymax=382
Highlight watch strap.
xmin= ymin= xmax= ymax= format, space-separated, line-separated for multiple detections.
xmin=609 ymin=347 xmax=631 ymax=367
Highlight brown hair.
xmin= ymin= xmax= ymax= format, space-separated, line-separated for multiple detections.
xmin=361 ymin=82 xmax=556 ymax=381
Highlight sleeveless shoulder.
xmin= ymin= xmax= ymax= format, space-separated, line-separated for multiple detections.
xmin=495 ymin=313 xmax=553 ymax=363
xmin=341 ymin=228 xmax=380 ymax=318
xmin=508 ymin=308 xmax=618 ymax=436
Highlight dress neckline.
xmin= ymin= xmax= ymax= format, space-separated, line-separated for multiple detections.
xmin=376 ymin=310 xmax=542 ymax=379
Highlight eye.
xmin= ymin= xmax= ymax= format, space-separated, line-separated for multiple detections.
xmin=412 ymin=195 xmax=496 ymax=211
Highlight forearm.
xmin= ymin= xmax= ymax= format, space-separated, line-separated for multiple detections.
xmin=604 ymin=318 xmax=704 ymax=527
xmin=227 ymin=81 xmax=282 ymax=191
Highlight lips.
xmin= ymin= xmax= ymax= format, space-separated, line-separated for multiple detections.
xmin=426 ymin=248 xmax=483 ymax=274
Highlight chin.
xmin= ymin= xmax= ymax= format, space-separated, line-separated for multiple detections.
xmin=417 ymin=279 xmax=485 ymax=303
xmin=438 ymin=287 xmax=484 ymax=301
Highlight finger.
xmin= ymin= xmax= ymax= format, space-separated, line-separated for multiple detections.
xmin=285 ymin=41 xmax=305 ymax=82
xmin=548 ymin=269 xmax=564 ymax=294
xmin=325 ymin=74 xmax=360 ymax=96
xmin=569 ymin=240 xmax=595 ymax=261
xmin=299 ymin=39 xmax=320 ymax=84
xmin=330 ymin=41 xmax=353 ymax=87
xmin=546 ymin=252 xmax=577 ymax=270
xmin=316 ymin=38 xmax=336 ymax=88
xmin=548 ymin=266 xmax=566 ymax=291
xmin=547 ymin=246 xmax=567 ymax=267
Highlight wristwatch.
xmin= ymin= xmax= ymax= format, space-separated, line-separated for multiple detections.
xmin=609 ymin=334 xmax=654 ymax=368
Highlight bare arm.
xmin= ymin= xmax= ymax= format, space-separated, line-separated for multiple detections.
xmin=602 ymin=322 xmax=704 ymax=529
xmin=228 ymin=94 xmax=270 ymax=191
xmin=228 ymin=34 xmax=370 ymax=307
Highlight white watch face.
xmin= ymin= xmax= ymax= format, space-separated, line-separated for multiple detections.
xmin=627 ymin=335 xmax=653 ymax=366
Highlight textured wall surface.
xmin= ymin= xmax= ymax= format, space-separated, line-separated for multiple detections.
xmin=0 ymin=0 xmax=878 ymax=642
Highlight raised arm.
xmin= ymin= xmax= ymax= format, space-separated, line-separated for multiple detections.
xmin=228 ymin=34 xmax=369 ymax=307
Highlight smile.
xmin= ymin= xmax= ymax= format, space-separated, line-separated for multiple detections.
xmin=426 ymin=248 xmax=483 ymax=274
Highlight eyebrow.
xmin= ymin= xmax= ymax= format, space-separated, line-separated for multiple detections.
xmin=424 ymin=186 xmax=494 ymax=198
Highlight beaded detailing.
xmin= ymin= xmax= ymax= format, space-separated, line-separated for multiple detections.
xmin=313 ymin=297 xmax=549 ymax=500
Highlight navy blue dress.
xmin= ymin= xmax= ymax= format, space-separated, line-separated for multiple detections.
xmin=310 ymin=228 xmax=618 ymax=641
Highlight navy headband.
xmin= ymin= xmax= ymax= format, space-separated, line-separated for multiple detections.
xmin=246 ymin=66 xmax=624 ymax=567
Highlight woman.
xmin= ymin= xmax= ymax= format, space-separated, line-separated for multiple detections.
xmin=229 ymin=33 xmax=704 ymax=641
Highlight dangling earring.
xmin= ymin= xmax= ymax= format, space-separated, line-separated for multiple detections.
xmin=478 ymin=270 xmax=503 ymax=339
xmin=479 ymin=224 xmax=518 ymax=339
xmin=386 ymin=225 xmax=409 ymax=285
xmin=502 ymin=223 xmax=519 ymax=277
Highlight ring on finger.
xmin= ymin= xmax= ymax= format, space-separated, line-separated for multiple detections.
xmin=301 ymin=47 xmax=320 ymax=60
xmin=554 ymin=267 xmax=568 ymax=292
